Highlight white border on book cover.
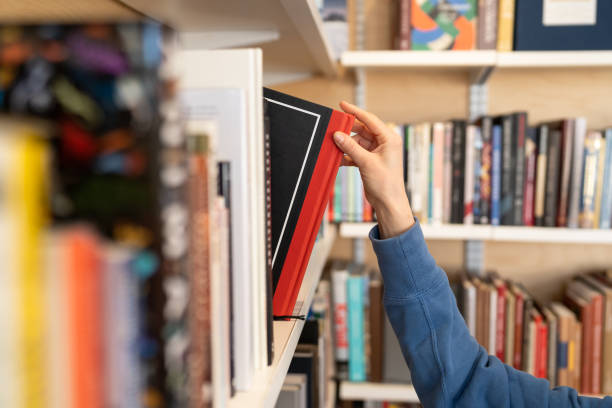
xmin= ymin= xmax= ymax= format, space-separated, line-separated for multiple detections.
xmin=265 ymin=97 xmax=320 ymax=268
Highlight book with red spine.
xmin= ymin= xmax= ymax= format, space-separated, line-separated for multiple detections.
xmin=511 ymin=284 xmax=525 ymax=369
xmin=494 ymin=279 xmax=507 ymax=361
xmin=265 ymin=88 xmax=355 ymax=317
xmin=536 ymin=313 xmax=548 ymax=379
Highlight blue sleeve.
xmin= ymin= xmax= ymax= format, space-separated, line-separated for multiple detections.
xmin=369 ymin=220 xmax=612 ymax=408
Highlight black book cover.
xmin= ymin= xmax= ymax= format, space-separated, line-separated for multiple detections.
xmin=512 ymin=113 xmax=527 ymax=225
xmin=478 ymin=116 xmax=493 ymax=225
xmin=263 ymin=100 xmax=274 ymax=365
xmin=500 ymin=115 xmax=515 ymax=225
xmin=289 ymin=347 xmax=318 ymax=408
xmin=265 ymin=88 xmax=353 ymax=316
xmin=535 ymin=126 xmax=549 ymax=227
xmin=451 ymin=120 xmax=466 ymax=224
xmin=544 ymin=130 xmax=562 ymax=227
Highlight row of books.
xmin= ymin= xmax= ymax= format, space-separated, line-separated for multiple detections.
xmin=456 ymin=271 xmax=612 ymax=395
xmin=394 ymin=0 xmax=612 ymax=52
xmin=330 ymin=263 xmax=412 ymax=385
xmin=331 ymin=115 xmax=612 ymax=229
xmin=1 ymin=23 xmax=352 ymax=406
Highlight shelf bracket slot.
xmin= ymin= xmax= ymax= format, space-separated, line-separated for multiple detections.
xmin=464 ymin=239 xmax=485 ymax=275
xmin=470 ymin=66 xmax=494 ymax=86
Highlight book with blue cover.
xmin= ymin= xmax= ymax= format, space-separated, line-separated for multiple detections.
xmin=347 ymin=274 xmax=366 ymax=382
xmin=600 ymin=129 xmax=612 ymax=229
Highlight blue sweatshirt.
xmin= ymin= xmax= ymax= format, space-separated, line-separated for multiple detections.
xmin=369 ymin=220 xmax=612 ymax=408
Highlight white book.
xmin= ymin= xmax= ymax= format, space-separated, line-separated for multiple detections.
xmin=0 ymin=137 xmax=22 ymax=408
xmin=463 ymin=280 xmax=477 ymax=338
xmin=432 ymin=123 xmax=445 ymax=225
xmin=178 ymin=48 xmax=265 ymax=390
xmin=568 ymin=117 xmax=587 ymax=228
xmin=418 ymin=124 xmax=431 ymax=224
xmin=464 ymin=125 xmax=476 ymax=225
xmin=488 ymin=286 xmax=497 ymax=355
xmin=331 ymin=266 xmax=349 ymax=362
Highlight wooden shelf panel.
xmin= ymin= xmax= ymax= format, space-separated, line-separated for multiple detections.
xmin=227 ymin=225 xmax=336 ymax=408
xmin=339 ymin=381 xmax=418 ymax=403
xmin=339 ymin=223 xmax=612 ymax=244
xmin=0 ymin=0 xmax=141 ymax=22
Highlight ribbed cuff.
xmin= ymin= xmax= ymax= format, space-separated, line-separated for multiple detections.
xmin=369 ymin=219 xmax=444 ymax=299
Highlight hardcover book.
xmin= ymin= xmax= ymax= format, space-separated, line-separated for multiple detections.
xmin=478 ymin=0 xmax=498 ymax=49
xmin=544 ymin=130 xmax=562 ymax=227
xmin=265 ymin=88 xmax=354 ymax=317
xmin=411 ymin=0 xmax=478 ymax=50
xmin=512 ymin=113 xmax=527 ymax=225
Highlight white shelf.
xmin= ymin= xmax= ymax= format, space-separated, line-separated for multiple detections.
xmin=339 ymin=381 xmax=418 ymax=403
xmin=341 ymin=50 xmax=612 ymax=75
xmin=227 ymin=225 xmax=336 ymax=408
xmin=339 ymin=222 xmax=612 ymax=244
xmin=119 ymin=0 xmax=337 ymax=85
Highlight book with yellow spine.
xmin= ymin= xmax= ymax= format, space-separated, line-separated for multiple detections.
xmin=497 ymin=0 xmax=515 ymax=51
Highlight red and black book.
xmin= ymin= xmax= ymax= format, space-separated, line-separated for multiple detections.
xmin=265 ymin=88 xmax=354 ymax=317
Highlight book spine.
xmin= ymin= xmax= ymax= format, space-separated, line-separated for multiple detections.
xmin=407 ymin=124 xmax=416 ymax=204
xmin=480 ymin=118 xmax=493 ymax=224
xmin=347 ymin=276 xmax=366 ymax=381
xmin=478 ymin=0 xmax=499 ymax=50
xmin=505 ymin=294 xmax=515 ymax=365
xmin=593 ymin=137 xmax=607 ymax=229
xmin=500 ymin=116 xmax=515 ymax=225
xmin=495 ymin=285 xmax=506 ymax=361
xmin=473 ymin=127 xmax=482 ymax=224
xmin=421 ymin=124 xmax=431 ymax=224
xmin=557 ymin=316 xmax=569 ymax=387
xmin=599 ymin=129 xmax=612 ymax=229
xmin=443 ymin=123 xmax=454 ymax=224
xmin=368 ymin=282 xmax=383 ymax=382
xmin=568 ymin=118 xmax=587 ymax=228
xmin=592 ymin=295 xmax=603 ymax=394
xmin=332 ymin=269 xmax=349 ymax=362
xmin=523 ymin=127 xmax=537 ymax=226
xmin=464 ymin=126 xmax=476 ymax=225
xmin=557 ymin=120 xmax=574 ymax=227
xmin=497 ymin=0 xmax=515 ymax=51
xmin=347 ymin=167 xmax=355 ymax=222
xmin=396 ymin=0 xmax=411 ymax=50
xmin=491 ymin=125 xmax=502 ymax=225
xmin=264 ymin=102 xmax=274 ymax=366
xmin=513 ymin=292 xmax=524 ymax=369
xmin=535 ymin=126 xmax=549 ymax=226
xmin=538 ymin=320 xmax=548 ymax=379
xmin=433 ymin=123 xmax=444 ymax=225
xmin=428 ymin=139 xmax=434 ymax=222
xmin=544 ymin=130 xmax=562 ymax=227
xmin=334 ymin=168 xmax=343 ymax=222
xmin=547 ymin=315 xmax=557 ymax=386
xmin=579 ymin=132 xmax=602 ymax=229
xmin=512 ymin=113 xmax=526 ymax=225
xmin=574 ymin=320 xmax=583 ymax=391
xmin=403 ymin=125 xmax=409 ymax=194
xmin=355 ymin=168 xmax=364 ymax=222
xmin=584 ymin=302 xmax=593 ymax=393
xmin=451 ymin=121 xmax=466 ymax=223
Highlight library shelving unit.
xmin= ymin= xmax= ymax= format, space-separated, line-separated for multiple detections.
xmin=339 ymin=223 xmax=612 ymax=244
xmin=229 ymin=225 xmax=337 ymax=408
xmin=339 ymin=381 xmax=418 ymax=403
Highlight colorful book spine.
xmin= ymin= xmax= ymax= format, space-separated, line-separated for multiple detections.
xmin=557 ymin=120 xmax=574 ymax=227
xmin=451 ymin=121 xmax=466 ymax=223
xmin=432 ymin=123 xmax=445 ymax=225
xmin=478 ymin=0 xmax=499 ymax=50
xmin=479 ymin=117 xmax=493 ymax=224
xmin=579 ymin=132 xmax=603 ymax=229
xmin=534 ymin=126 xmax=549 ymax=226
xmin=464 ymin=125 xmax=476 ymax=224
xmin=443 ymin=123 xmax=454 ymax=224
xmin=568 ymin=118 xmax=587 ymax=228
xmin=491 ymin=125 xmax=502 ymax=225
xmin=512 ymin=113 xmax=526 ymax=225
xmin=599 ymin=129 xmax=612 ymax=229
xmin=347 ymin=275 xmax=366 ymax=381
xmin=332 ymin=268 xmax=349 ymax=362
xmin=500 ymin=116 xmax=515 ymax=225
xmin=497 ymin=0 xmax=515 ymax=51
xmin=523 ymin=127 xmax=537 ymax=226
xmin=594 ymin=137 xmax=607 ymax=228
xmin=411 ymin=0 xmax=477 ymax=50
xmin=473 ymin=126 xmax=482 ymax=223
xmin=544 ymin=130 xmax=562 ymax=227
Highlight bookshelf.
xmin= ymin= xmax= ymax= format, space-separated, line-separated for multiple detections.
xmin=339 ymin=223 xmax=612 ymax=244
xmin=227 ymin=225 xmax=336 ymax=408
xmin=118 ymin=0 xmax=338 ymax=84
xmin=339 ymin=381 xmax=419 ymax=403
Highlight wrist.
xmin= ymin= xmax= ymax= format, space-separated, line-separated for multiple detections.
xmin=376 ymin=196 xmax=415 ymax=239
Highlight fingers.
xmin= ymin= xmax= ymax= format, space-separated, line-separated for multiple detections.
xmin=353 ymin=134 xmax=374 ymax=151
xmin=340 ymin=101 xmax=387 ymax=142
xmin=340 ymin=156 xmax=357 ymax=167
xmin=333 ymin=131 xmax=370 ymax=167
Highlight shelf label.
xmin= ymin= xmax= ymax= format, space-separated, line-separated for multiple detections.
xmin=543 ymin=0 xmax=597 ymax=26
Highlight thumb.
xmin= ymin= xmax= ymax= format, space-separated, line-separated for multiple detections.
xmin=333 ymin=131 xmax=369 ymax=167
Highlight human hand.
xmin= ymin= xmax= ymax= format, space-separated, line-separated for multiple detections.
xmin=333 ymin=101 xmax=415 ymax=239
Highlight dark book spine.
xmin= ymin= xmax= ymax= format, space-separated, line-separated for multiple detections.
xmin=368 ymin=282 xmax=384 ymax=382
xmin=479 ymin=117 xmax=493 ymax=224
xmin=557 ymin=120 xmax=574 ymax=227
xmin=523 ymin=127 xmax=538 ymax=226
xmin=535 ymin=126 xmax=549 ymax=226
xmin=521 ymin=298 xmax=535 ymax=372
xmin=478 ymin=0 xmax=499 ymax=50
xmin=512 ymin=113 xmax=526 ymax=225
xmin=501 ymin=115 xmax=515 ymax=225
xmin=544 ymin=130 xmax=562 ymax=227
xmin=263 ymin=100 xmax=274 ymax=366
xmin=451 ymin=121 xmax=466 ymax=223
xmin=396 ymin=0 xmax=411 ymax=50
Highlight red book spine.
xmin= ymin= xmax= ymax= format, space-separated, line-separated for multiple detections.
xmin=582 ymin=303 xmax=594 ymax=393
xmin=536 ymin=318 xmax=548 ymax=379
xmin=593 ymin=295 xmax=604 ymax=394
xmin=495 ymin=285 xmax=506 ymax=361
xmin=513 ymin=292 xmax=524 ymax=369
xmin=273 ymin=111 xmax=354 ymax=316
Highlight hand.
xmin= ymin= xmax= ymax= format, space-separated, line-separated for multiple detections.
xmin=333 ymin=101 xmax=415 ymax=239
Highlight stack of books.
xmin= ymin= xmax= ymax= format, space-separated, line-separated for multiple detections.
xmin=457 ymin=271 xmax=612 ymax=395
xmin=331 ymin=116 xmax=612 ymax=229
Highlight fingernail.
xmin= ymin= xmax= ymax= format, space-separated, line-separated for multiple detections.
xmin=334 ymin=132 xmax=344 ymax=143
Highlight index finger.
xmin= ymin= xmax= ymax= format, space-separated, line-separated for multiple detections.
xmin=340 ymin=101 xmax=387 ymax=140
